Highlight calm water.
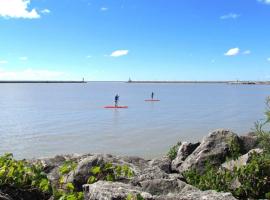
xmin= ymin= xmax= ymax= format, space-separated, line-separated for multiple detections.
xmin=0 ymin=82 xmax=269 ymax=159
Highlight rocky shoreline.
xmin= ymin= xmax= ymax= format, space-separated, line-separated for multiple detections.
xmin=0 ymin=129 xmax=267 ymax=200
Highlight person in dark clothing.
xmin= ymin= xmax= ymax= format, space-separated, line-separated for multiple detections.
xmin=115 ymin=94 xmax=119 ymax=107
xmin=151 ymin=92 xmax=154 ymax=100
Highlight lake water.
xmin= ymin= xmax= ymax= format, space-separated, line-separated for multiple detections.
xmin=0 ymin=82 xmax=269 ymax=159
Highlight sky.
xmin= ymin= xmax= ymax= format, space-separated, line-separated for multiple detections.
xmin=0 ymin=0 xmax=270 ymax=81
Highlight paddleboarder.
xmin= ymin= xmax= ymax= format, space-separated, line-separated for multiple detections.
xmin=151 ymin=92 xmax=154 ymax=100
xmin=115 ymin=94 xmax=119 ymax=107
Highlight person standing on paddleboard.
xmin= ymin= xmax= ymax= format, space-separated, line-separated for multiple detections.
xmin=151 ymin=92 xmax=154 ymax=100
xmin=115 ymin=94 xmax=119 ymax=107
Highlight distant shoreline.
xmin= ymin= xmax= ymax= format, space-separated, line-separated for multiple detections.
xmin=126 ymin=81 xmax=270 ymax=85
xmin=0 ymin=80 xmax=86 ymax=84
xmin=0 ymin=80 xmax=270 ymax=85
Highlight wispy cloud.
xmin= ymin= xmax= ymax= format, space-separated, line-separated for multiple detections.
xmin=19 ymin=56 xmax=28 ymax=61
xmin=0 ymin=0 xmax=40 ymax=19
xmin=258 ymin=0 xmax=270 ymax=5
xmin=110 ymin=50 xmax=129 ymax=57
xmin=41 ymin=9 xmax=50 ymax=14
xmin=243 ymin=50 xmax=251 ymax=55
xmin=220 ymin=13 xmax=240 ymax=20
xmin=100 ymin=7 xmax=108 ymax=11
xmin=0 ymin=68 xmax=66 ymax=80
xmin=0 ymin=60 xmax=8 ymax=64
xmin=86 ymin=55 xmax=92 ymax=58
xmin=224 ymin=48 xmax=240 ymax=56
xmin=267 ymin=58 xmax=270 ymax=61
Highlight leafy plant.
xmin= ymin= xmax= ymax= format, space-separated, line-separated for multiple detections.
xmin=126 ymin=193 xmax=145 ymax=200
xmin=59 ymin=161 xmax=77 ymax=175
xmin=227 ymin=136 xmax=241 ymax=160
xmin=167 ymin=142 xmax=181 ymax=160
xmin=255 ymin=97 xmax=270 ymax=154
xmin=87 ymin=163 xmax=134 ymax=184
xmin=184 ymin=152 xmax=270 ymax=199
xmin=0 ymin=153 xmax=83 ymax=200
xmin=0 ymin=153 xmax=51 ymax=193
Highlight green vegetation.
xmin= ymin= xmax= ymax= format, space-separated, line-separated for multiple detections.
xmin=0 ymin=153 xmax=51 ymax=193
xmin=255 ymin=97 xmax=270 ymax=154
xmin=52 ymin=182 xmax=83 ymax=200
xmin=59 ymin=160 xmax=77 ymax=175
xmin=0 ymin=154 xmax=133 ymax=200
xmin=167 ymin=141 xmax=181 ymax=160
xmin=126 ymin=193 xmax=145 ymax=200
xmin=87 ymin=163 xmax=134 ymax=184
xmin=184 ymin=98 xmax=270 ymax=199
xmin=0 ymin=154 xmax=83 ymax=200
xmin=184 ymin=152 xmax=270 ymax=199
xmin=227 ymin=136 xmax=241 ymax=160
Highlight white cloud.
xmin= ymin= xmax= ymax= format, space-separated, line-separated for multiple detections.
xmin=243 ymin=50 xmax=251 ymax=55
xmin=224 ymin=48 xmax=240 ymax=56
xmin=0 ymin=0 xmax=41 ymax=19
xmin=19 ymin=56 xmax=28 ymax=61
xmin=0 ymin=60 xmax=8 ymax=64
xmin=41 ymin=9 xmax=50 ymax=14
xmin=100 ymin=7 xmax=108 ymax=11
xmin=220 ymin=13 xmax=240 ymax=20
xmin=86 ymin=55 xmax=92 ymax=58
xmin=110 ymin=50 xmax=129 ymax=57
xmin=267 ymin=58 xmax=270 ymax=61
xmin=258 ymin=0 xmax=270 ymax=5
xmin=0 ymin=68 xmax=66 ymax=80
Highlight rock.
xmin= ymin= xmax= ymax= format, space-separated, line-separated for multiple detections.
xmin=83 ymin=181 xmax=153 ymax=200
xmin=221 ymin=148 xmax=263 ymax=171
xmin=140 ymin=178 xmax=195 ymax=195
xmin=171 ymin=142 xmax=200 ymax=172
xmin=179 ymin=129 xmax=240 ymax=173
xmin=148 ymin=156 xmax=171 ymax=173
xmin=131 ymin=166 xmax=170 ymax=186
xmin=239 ymin=132 xmax=259 ymax=154
xmin=0 ymin=192 xmax=13 ymax=200
xmin=66 ymin=154 xmax=148 ymax=191
xmin=153 ymin=190 xmax=237 ymax=200
xmin=0 ymin=185 xmax=50 ymax=200
xmin=83 ymin=180 xmax=237 ymax=200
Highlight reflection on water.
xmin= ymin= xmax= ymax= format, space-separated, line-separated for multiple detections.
xmin=0 ymin=82 xmax=269 ymax=159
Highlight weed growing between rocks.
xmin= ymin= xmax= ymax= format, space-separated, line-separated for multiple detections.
xmin=0 ymin=153 xmax=83 ymax=200
xmin=183 ymin=152 xmax=270 ymax=199
xmin=126 ymin=193 xmax=145 ymax=200
xmin=87 ymin=163 xmax=134 ymax=184
xmin=167 ymin=141 xmax=181 ymax=160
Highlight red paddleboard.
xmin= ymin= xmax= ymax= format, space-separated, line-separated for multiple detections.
xmin=104 ymin=106 xmax=128 ymax=109
xmin=145 ymin=99 xmax=160 ymax=102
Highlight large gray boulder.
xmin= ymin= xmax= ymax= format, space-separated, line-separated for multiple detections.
xmin=239 ymin=132 xmax=259 ymax=154
xmin=153 ymin=190 xmax=237 ymax=200
xmin=148 ymin=156 xmax=171 ymax=173
xmin=83 ymin=181 xmax=153 ymax=200
xmin=83 ymin=180 xmax=237 ymax=200
xmin=171 ymin=142 xmax=200 ymax=172
xmin=140 ymin=178 xmax=195 ymax=195
xmin=179 ymin=129 xmax=240 ymax=173
xmin=221 ymin=148 xmax=263 ymax=171
xmin=66 ymin=154 xmax=148 ymax=190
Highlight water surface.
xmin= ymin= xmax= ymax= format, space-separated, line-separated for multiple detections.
xmin=0 ymin=82 xmax=269 ymax=159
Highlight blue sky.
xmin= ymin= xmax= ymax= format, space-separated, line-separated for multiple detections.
xmin=0 ymin=0 xmax=270 ymax=81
